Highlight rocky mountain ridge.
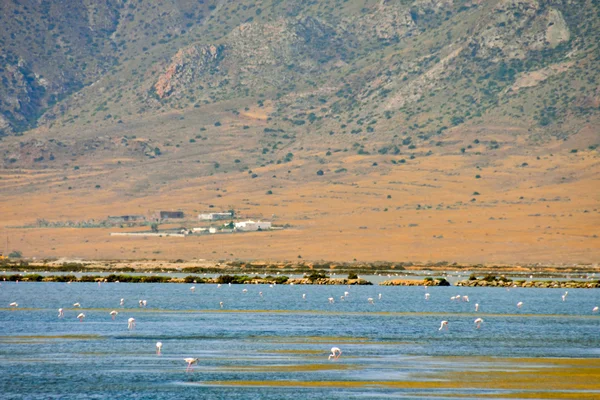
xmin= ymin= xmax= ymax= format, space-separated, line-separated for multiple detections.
xmin=1 ymin=0 xmax=598 ymax=166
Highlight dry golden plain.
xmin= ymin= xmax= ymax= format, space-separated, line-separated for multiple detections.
xmin=1 ymin=107 xmax=599 ymax=266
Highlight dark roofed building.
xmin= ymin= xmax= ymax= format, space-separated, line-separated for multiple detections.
xmin=160 ymin=211 xmax=184 ymax=219
xmin=108 ymin=215 xmax=146 ymax=223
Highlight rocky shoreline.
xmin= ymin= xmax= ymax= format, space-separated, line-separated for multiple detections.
xmin=456 ymin=279 xmax=600 ymax=289
xmin=285 ymin=278 xmax=372 ymax=285
xmin=0 ymin=274 xmax=373 ymax=285
xmin=3 ymin=273 xmax=600 ymax=288
xmin=379 ymin=278 xmax=450 ymax=286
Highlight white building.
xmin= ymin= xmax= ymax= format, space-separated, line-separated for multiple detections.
xmin=198 ymin=212 xmax=233 ymax=221
xmin=234 ymin=220 xmax=271 ymax=232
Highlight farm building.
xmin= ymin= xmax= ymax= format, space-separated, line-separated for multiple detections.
xmin=234 ymin=220 xmax=272 ymax=232
xmin=198 ymin=212 xmax=233 ymax=221
xmin=160 ymin=211 xmax=184 ymax=219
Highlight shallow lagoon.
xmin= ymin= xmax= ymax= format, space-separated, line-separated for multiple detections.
xmin=1 ymin=281 xmax=599 ymax=399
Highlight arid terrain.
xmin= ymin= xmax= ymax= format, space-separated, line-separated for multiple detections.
xmin=0 ymin=1 xmax=598 ymax=267
xmin=1 ymin=118 xmax=598 ymax=265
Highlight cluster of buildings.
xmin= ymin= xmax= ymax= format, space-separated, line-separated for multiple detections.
xmin=110 ymin=210 xmax=274 ymax=237
xmin=196 ymin=212 xmax=271 ymax=232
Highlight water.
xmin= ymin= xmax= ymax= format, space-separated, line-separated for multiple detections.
xmin=1 ymin=281 xmax=599 ymax=399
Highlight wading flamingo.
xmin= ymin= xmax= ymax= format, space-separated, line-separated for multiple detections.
xmin=475 ymin=303 xmax=479 ymax=312
xmin=110 ymin=310 xmax=118 ymax=320
xmin=73 ymin=303 xmax=81 ymax=308
xmin=185 ymin=358 xmax=198 ymax=372
xmin=120 ymin=298 xmax=124 ymax=306
xmin=328 ymin=297 xmax=335 ymax=304
xmin=190 ymin=286 xmax=196 ymax=293
xmin=368 ymin=298 xmax=374 ymax=304
xmin=378 ymin=293 xmax=382 ymax=300
xmin=439 ymin=320 xmax=449 ymax=331
xmin=219 ymin=301 xmax=223 ymax=308
xmin=156 ymin=342 xmax=163 ymax=355
xmin=562 ymin=291 xmax=568 ymax=302
xmin=328 ymin=347 xmax=342 ymax=360
xmin=128 ymin=317 xmax=136 ymax=330
xmin=58 ymin=308 xmax=64 ymax=318
xmin=474 ymin=318 xmax=484 ymax=329
xmin=517 ymin=301 xmax=523 ymax=309
xmin=9 ymin=302 xmax=18 ymax=308
xmin=77 ymin=313 xmax=85 ymax=322
xmin=593 ymin=306 xmax=598 ymax=313
xmin=302 ymin=294 xmax=306 ymax=300
xmin=425 ymin=293 xmax=430 ymax=300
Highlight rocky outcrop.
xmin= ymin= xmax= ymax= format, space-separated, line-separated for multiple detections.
xmin=380 ymin=278 xmax=450 ymax=286
xmin=153 ymin=44 xmax=223 ymax=99
xmin=286 ymin=278 xmax=373 ymax=285
xmin=456 ymin=279 xmax=600 ymax=288
xmin=469 ymin=2 xmax=570 ymax=60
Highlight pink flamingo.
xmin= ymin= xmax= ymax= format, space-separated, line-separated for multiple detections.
xmin=185 ymin=358 xmax=198 ymax=372
xmin=328 ymin=347 xmax=342 ymax=360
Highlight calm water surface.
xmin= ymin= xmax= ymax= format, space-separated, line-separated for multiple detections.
xmin=1 ymin=280 xmax=599 ymax=399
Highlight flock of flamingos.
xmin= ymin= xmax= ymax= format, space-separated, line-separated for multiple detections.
xmin=4 ymin=279 xmax=600 ymax=372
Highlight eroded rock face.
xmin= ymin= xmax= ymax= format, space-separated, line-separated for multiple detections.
xmin=0 ymin=0 xmax=122 ymax=133
xmin=470 ymin=2 xmax=570 ymax=60
xmin=0 ymin=114 xmax=12 ymax=136
xmin=154 ymin=45 xmax=223 ymax=99
xmin=152 ymin=16 xmax=347 ymax=100
xmin=350 ymin=1 xmax=416 ymax=41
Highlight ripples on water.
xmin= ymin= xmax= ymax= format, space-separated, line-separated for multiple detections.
xmin=1 ymin=281 xmax=599 ymax=399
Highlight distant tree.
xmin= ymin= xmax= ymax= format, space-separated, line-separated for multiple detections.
xmin=151 ymin=223 xmax=159 ymax=233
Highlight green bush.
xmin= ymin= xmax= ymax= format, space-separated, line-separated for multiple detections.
xmin=435 ymin=278 xmax=450 ymax=286
xmin=307 ymin=271 xmax=328 ymax=281
xmin=8 ymin=250 xmax=22 ymax=258
xmin=348 ymin=272 xmax=359 ymax=280
xmin=54 ymin=275 xmax=77 ymax=282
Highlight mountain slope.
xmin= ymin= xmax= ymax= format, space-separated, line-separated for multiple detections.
xmin=0 ymin=0 xmax=598 ymax=264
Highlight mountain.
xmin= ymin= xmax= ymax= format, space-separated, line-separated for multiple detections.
xmin=0 ymin=0 xmax=598 ymax=265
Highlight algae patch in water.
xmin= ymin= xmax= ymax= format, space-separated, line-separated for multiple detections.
xmin=0 ymin=334 xmax=103 ymax=342
xmin=220 ymin=363 xmax=356 ymax=372
xmin=206 ymin=357 xmax=600 ymax=398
